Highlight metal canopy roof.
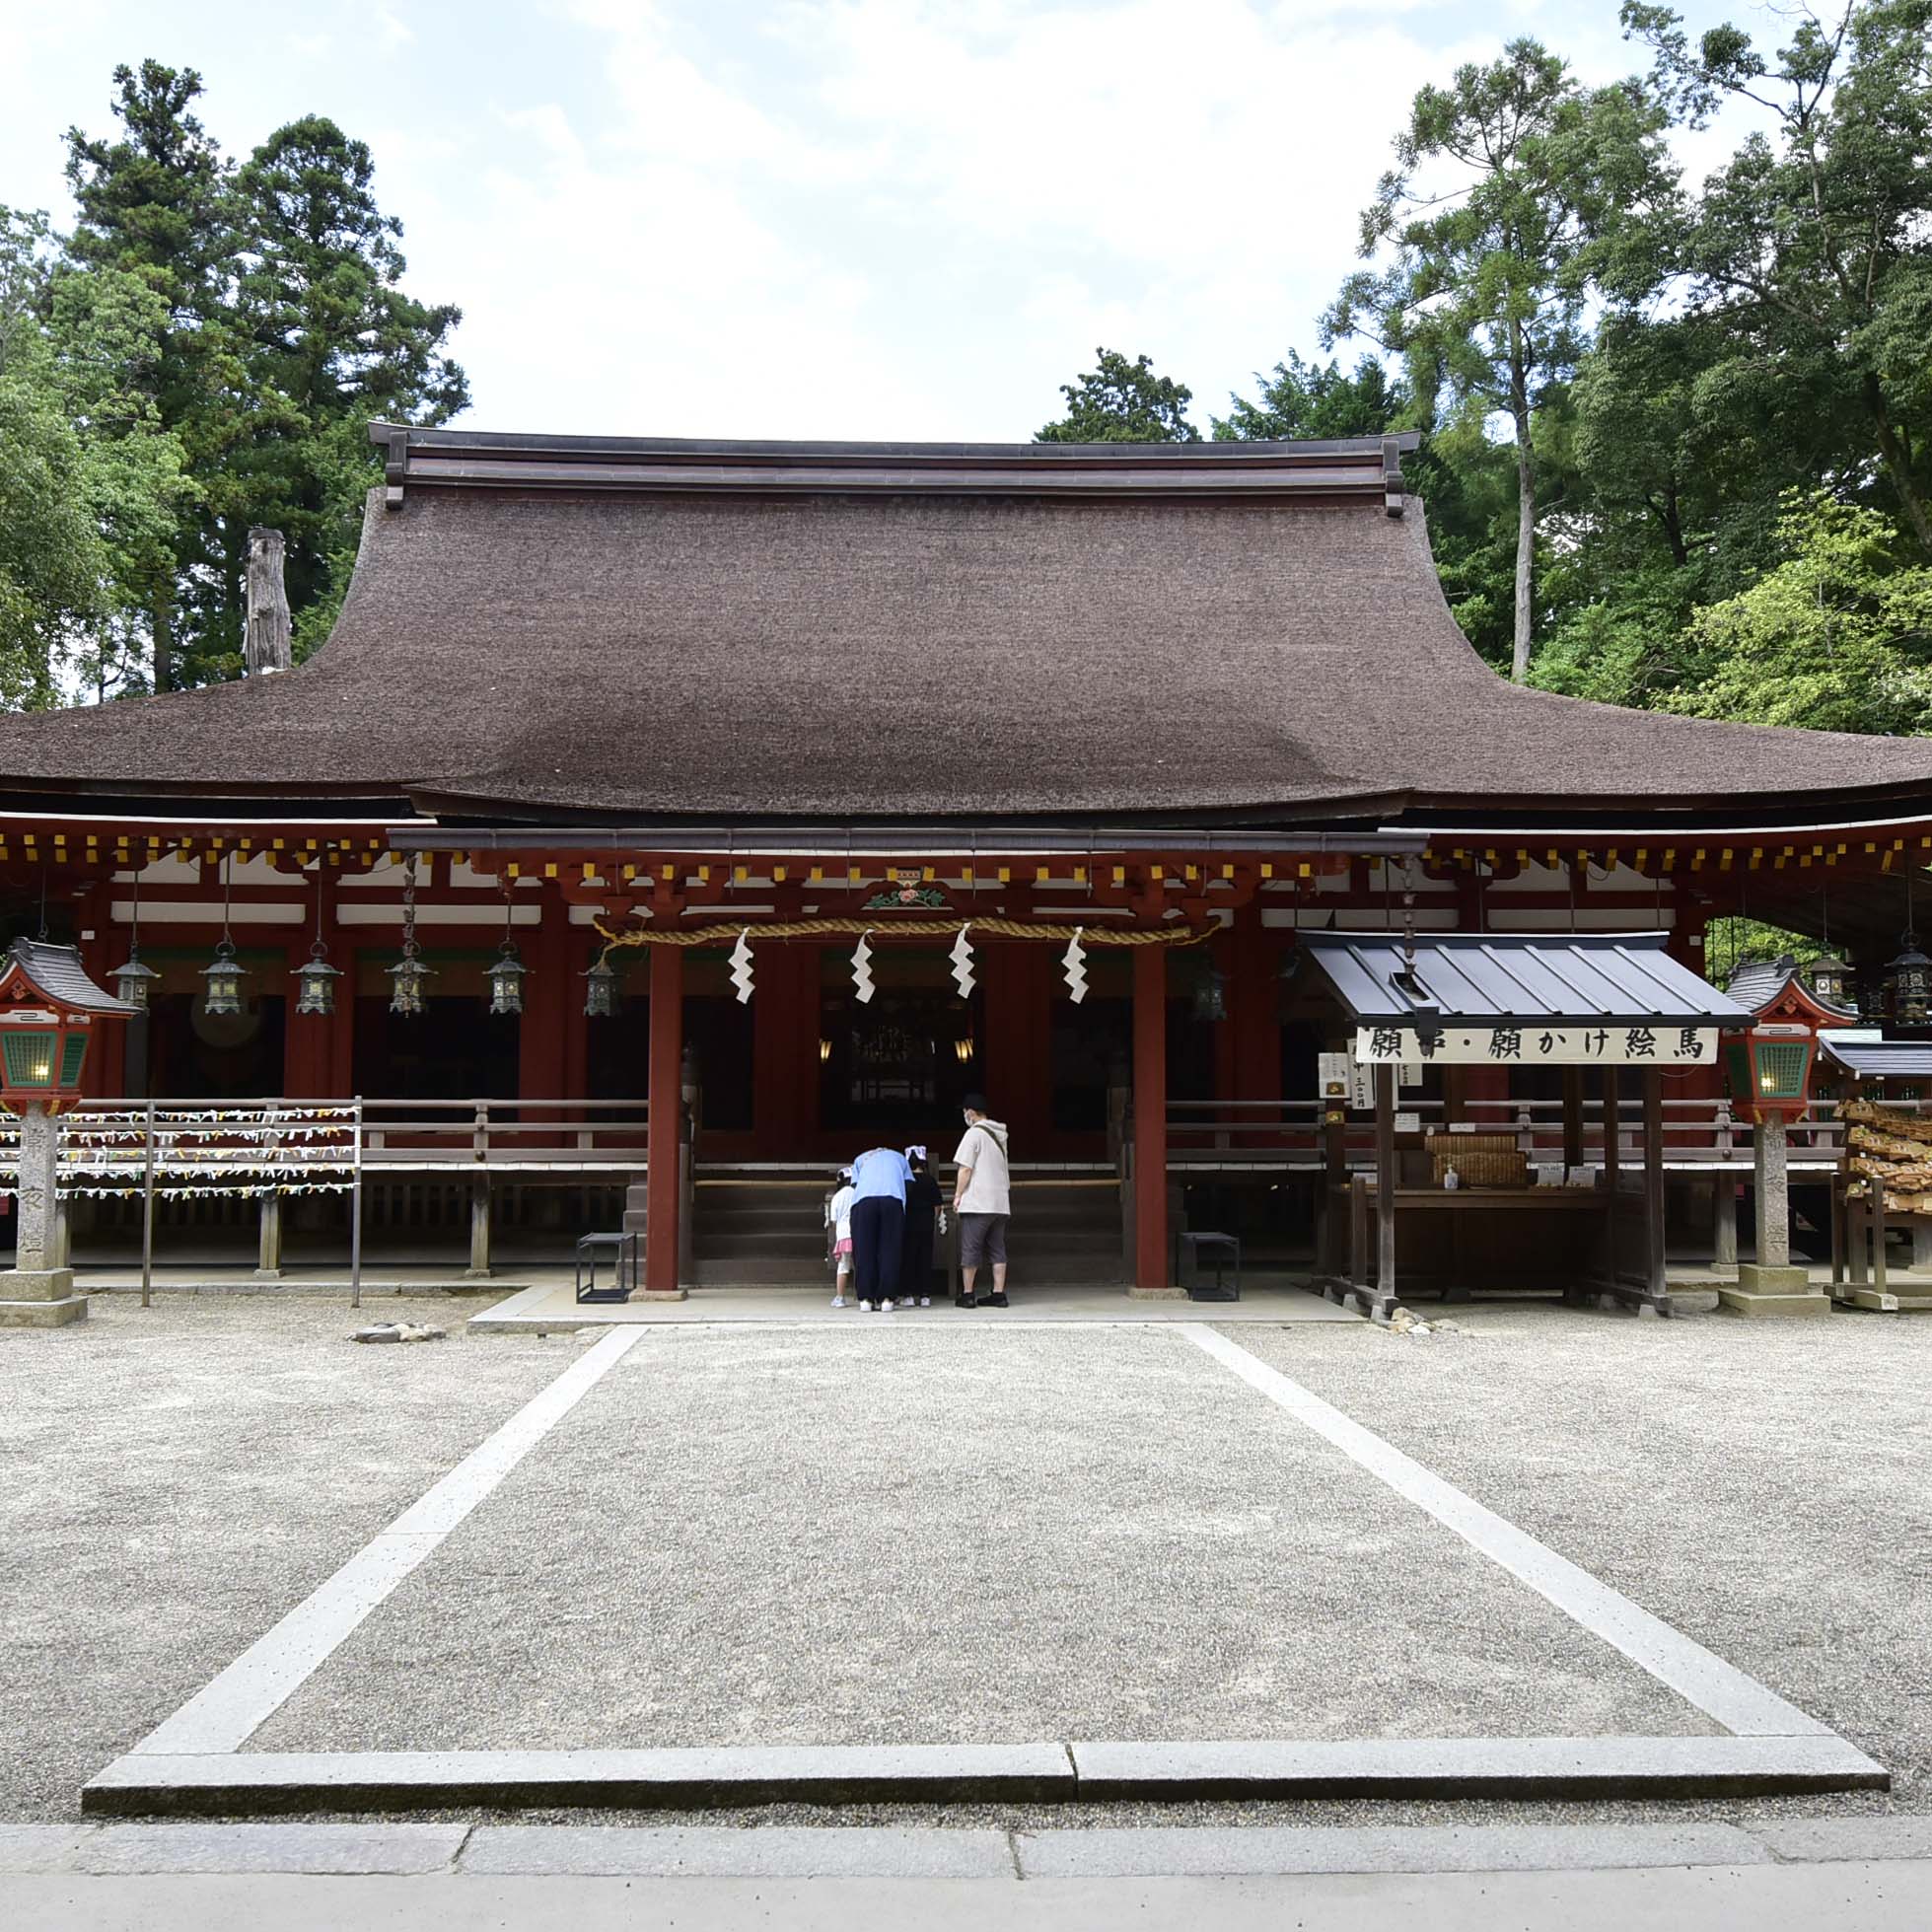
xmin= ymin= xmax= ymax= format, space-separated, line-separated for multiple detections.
xmin=1299 ymin=931 xmax=1752 ymax=1028
xmin=1820 ymin=1038 xmax=1932 ymax=1079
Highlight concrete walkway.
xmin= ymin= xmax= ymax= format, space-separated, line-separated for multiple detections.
xmin=5 ymin=1820 xmax=1929 ymax=1931
xmin=468 ymin=1277 xmax=1360 ymax=1329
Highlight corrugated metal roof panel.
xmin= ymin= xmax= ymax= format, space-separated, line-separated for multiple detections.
xmin=1821 ymin=1038 xmax=1932 ymax=1078
xmin=1299 ymin=931 xmax=1750 ymax=1026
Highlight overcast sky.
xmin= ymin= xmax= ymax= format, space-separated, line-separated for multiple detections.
xmin=1 ymin=0 xmax=1762 ymax=441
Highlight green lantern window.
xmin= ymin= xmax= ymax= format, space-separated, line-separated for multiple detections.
xmin=3 ymin=1031 xmax=57 ymax=1088
xmin=1753 ymin=1038 xmax=1812 ymax=1100
xmin=59 ymin=1032 xmax=87 ymax=1087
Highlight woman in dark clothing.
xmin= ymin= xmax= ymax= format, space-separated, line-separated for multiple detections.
xmin=900 ymin=1150 xmax=941 ymax=1309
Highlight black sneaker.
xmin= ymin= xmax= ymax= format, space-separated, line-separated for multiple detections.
xmin=985 ymin=1292 xmax=1010 ymax=1308
xmin=955 ymin=1292 xmax=976 ymax=1308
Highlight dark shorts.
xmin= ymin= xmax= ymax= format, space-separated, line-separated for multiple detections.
xmin=960 ymin=1211 xmax=1008 ymax=1268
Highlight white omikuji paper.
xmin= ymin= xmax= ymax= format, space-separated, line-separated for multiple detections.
xmin=1353 ymin=1024 xmax=1718 ymax=1067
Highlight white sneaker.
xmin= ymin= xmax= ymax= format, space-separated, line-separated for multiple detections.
xmin=880 ymin=1299 xmax=895 ymax=1312
xmin=830 ymin=1296 xmax=846 ymax=1308
xmin=859 ymin=1300 xmax=874 ymax=1312
xmin=918 ymin=1296 xmax=931 ymax=1307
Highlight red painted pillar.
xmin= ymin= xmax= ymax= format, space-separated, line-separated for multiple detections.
xmin=1133 ymin=945 xmax=1169 ymax=1290
xmin=1225 ymin=905 xmax=1278 ymax=1104
xmin=646 ymin=942 xmax=684 ymax=1295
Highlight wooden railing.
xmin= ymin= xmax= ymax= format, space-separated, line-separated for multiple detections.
xmin=1166 ymin=1096 xmax=1869 ymax=1168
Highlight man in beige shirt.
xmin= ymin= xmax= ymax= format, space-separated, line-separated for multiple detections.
xmin=951 ymin=1094 xmax=1011 ymax=1308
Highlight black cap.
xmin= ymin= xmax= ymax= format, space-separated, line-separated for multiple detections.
xmin=962 ymin=1092 xmax=989 ymax=1113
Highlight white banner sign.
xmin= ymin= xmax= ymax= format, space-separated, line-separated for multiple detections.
xmin=1353 ymin=1024 xmax=1718 ymax=1067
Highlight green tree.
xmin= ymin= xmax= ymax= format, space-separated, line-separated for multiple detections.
xmin=1625 ymin=0 xmax=1932 ymax=550
xmin=63 ymin=59 xmax=241 ymax=692
xmin=226 ymin=115 xmax=466 ymax=668
xmin=1037 ymin=348 xmax=1198 ymax=442
xmin=1324 ymin=39 xmax=1677 ymax=681
xmin=1211 ymin=350 xmax=1401 ymax=441
xmin=0 ymin=206 xmax=187 ymax=706
xmin=1659 ymin=493 xmax=1932 ymax=732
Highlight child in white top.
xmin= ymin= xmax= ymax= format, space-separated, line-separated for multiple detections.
xmin=825 ymin=1170 xmax=856 ymax=1307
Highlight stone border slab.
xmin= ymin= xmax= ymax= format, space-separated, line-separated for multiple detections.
xmin=1015 ymin=1820 xmax=1770 ymax=1876
xmin=82 ymin=1734 xmax=1883 ymax=1816
xmin=18 ymin=1817 xmax=1932 ymax=1879
xmin=68 ymin=1821 xmax=465 ymax=1875
xmin=462 ymin=1824 xmax=1014 ymax=1877
xmin=1068 ymin=1735 xmax=1888 ymax=1799
xmin=1751 ymin=1815 xmax=1932 ymax=1862
xmin=83 ymin=1744 xmax=1078 ymax=1816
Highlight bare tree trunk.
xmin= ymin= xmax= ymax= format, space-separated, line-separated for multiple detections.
xmin=1511 ymin=397 xmax=1536 ymax=684
xmin=1865 ymin=375 xmax=1932 ymax=553
xmin=151 ymin=581 xmax=174 ymax=695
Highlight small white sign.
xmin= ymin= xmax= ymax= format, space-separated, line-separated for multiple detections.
xmin=1354 ymin=1024 xmax=1717 ymax=1067
xmin=1394 ymin=1111 xmax=1421 ymax=1134
xmin=1317 ymin=1050 xmax=1352 ymax=1100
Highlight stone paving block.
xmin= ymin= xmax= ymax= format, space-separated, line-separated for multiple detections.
xmin=1750 ymin=1815 xmax=1932 ymax=1863
xmin=463 ymin=1825 xmax=1013 ymax=1877
xmin=70 ymin=1822 xmax=467 ymax=1874
xmin=0 ymin=1824 xmax=92 ymax=1871
xmin=1016 ymin=1821 xmax=1769 ymax=1877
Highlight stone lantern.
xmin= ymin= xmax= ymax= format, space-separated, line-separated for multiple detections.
xmin=1719 ymin=955 xmax=1856 ymax=1318
xmin=0 ymin=940 xmax=135 ymax=1328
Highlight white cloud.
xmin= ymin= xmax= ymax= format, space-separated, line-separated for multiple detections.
xmin=430 ymin=0 xmax=1494 ymax=437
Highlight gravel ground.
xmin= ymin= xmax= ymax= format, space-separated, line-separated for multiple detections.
xmin=0 ymin=1297 xmax=569 ymax=1823
xmin=12 ymin=1297 xmax=1929 ymax=1841
xmin=256 ymin=1324 xmax=1705 ymax=1753
xmin=1229 ymin=1304 xmax=1932 ymax=1812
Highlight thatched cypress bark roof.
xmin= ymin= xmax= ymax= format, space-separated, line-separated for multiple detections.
xmin=3 ymin=427 xmax=1931 ymax=828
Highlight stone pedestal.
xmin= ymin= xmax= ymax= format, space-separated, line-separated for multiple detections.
xmin=0 ymin=1265 xmax=86 ymax=1327
xmin=254 ymin=1195 xmax=284 ymax=1281
xmin=5 ymin=1104 xmax=84 ymax=1324
xmin=1711 ymin=1179 xmax=1738 ymax=1268
xmin=1719 ymin=1261 xmax=1831 ymax=1319
xmin=464 ymin=1180 xmax=493 ymax=1281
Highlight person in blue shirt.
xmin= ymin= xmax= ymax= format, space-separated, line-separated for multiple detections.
xmin=848 ymin=1144 xmax=911 ymax=1311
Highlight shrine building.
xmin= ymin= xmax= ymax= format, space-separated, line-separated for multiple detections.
xmin=4 ymin=424 xmax=1932 ymax=1300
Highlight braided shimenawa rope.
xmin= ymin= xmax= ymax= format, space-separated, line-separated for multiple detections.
xmin=592 ymin=914 xmax=1217 ymax=957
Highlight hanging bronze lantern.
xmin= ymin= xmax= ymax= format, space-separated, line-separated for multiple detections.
xmin=112 ymin=863 xmax=159 ymax=1009
xmin=199 ymin=852 xmax=248 ymax=1018
xmin=388 ymin=854 xmax=433 ymax=1017
xmin=294 ymin=943 xmax=341 ymax=1017
xmin=201 ymin=938 xmax=246 ymax=1018
xmin=487 ymin=942 xmax=529 ymax=1017
xmin=1808 ymin=950 xmax=1850 ymax=1010
xmin=113 ymin=952 xmax=159 ymax=1011
xmin=1890 ymin=931 xmax=1931 ymax=1024
xmin=584 ymin=954 xmax=619 ymax=1019
xmin=486 ymin=888 xmax=527 ymax=1016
